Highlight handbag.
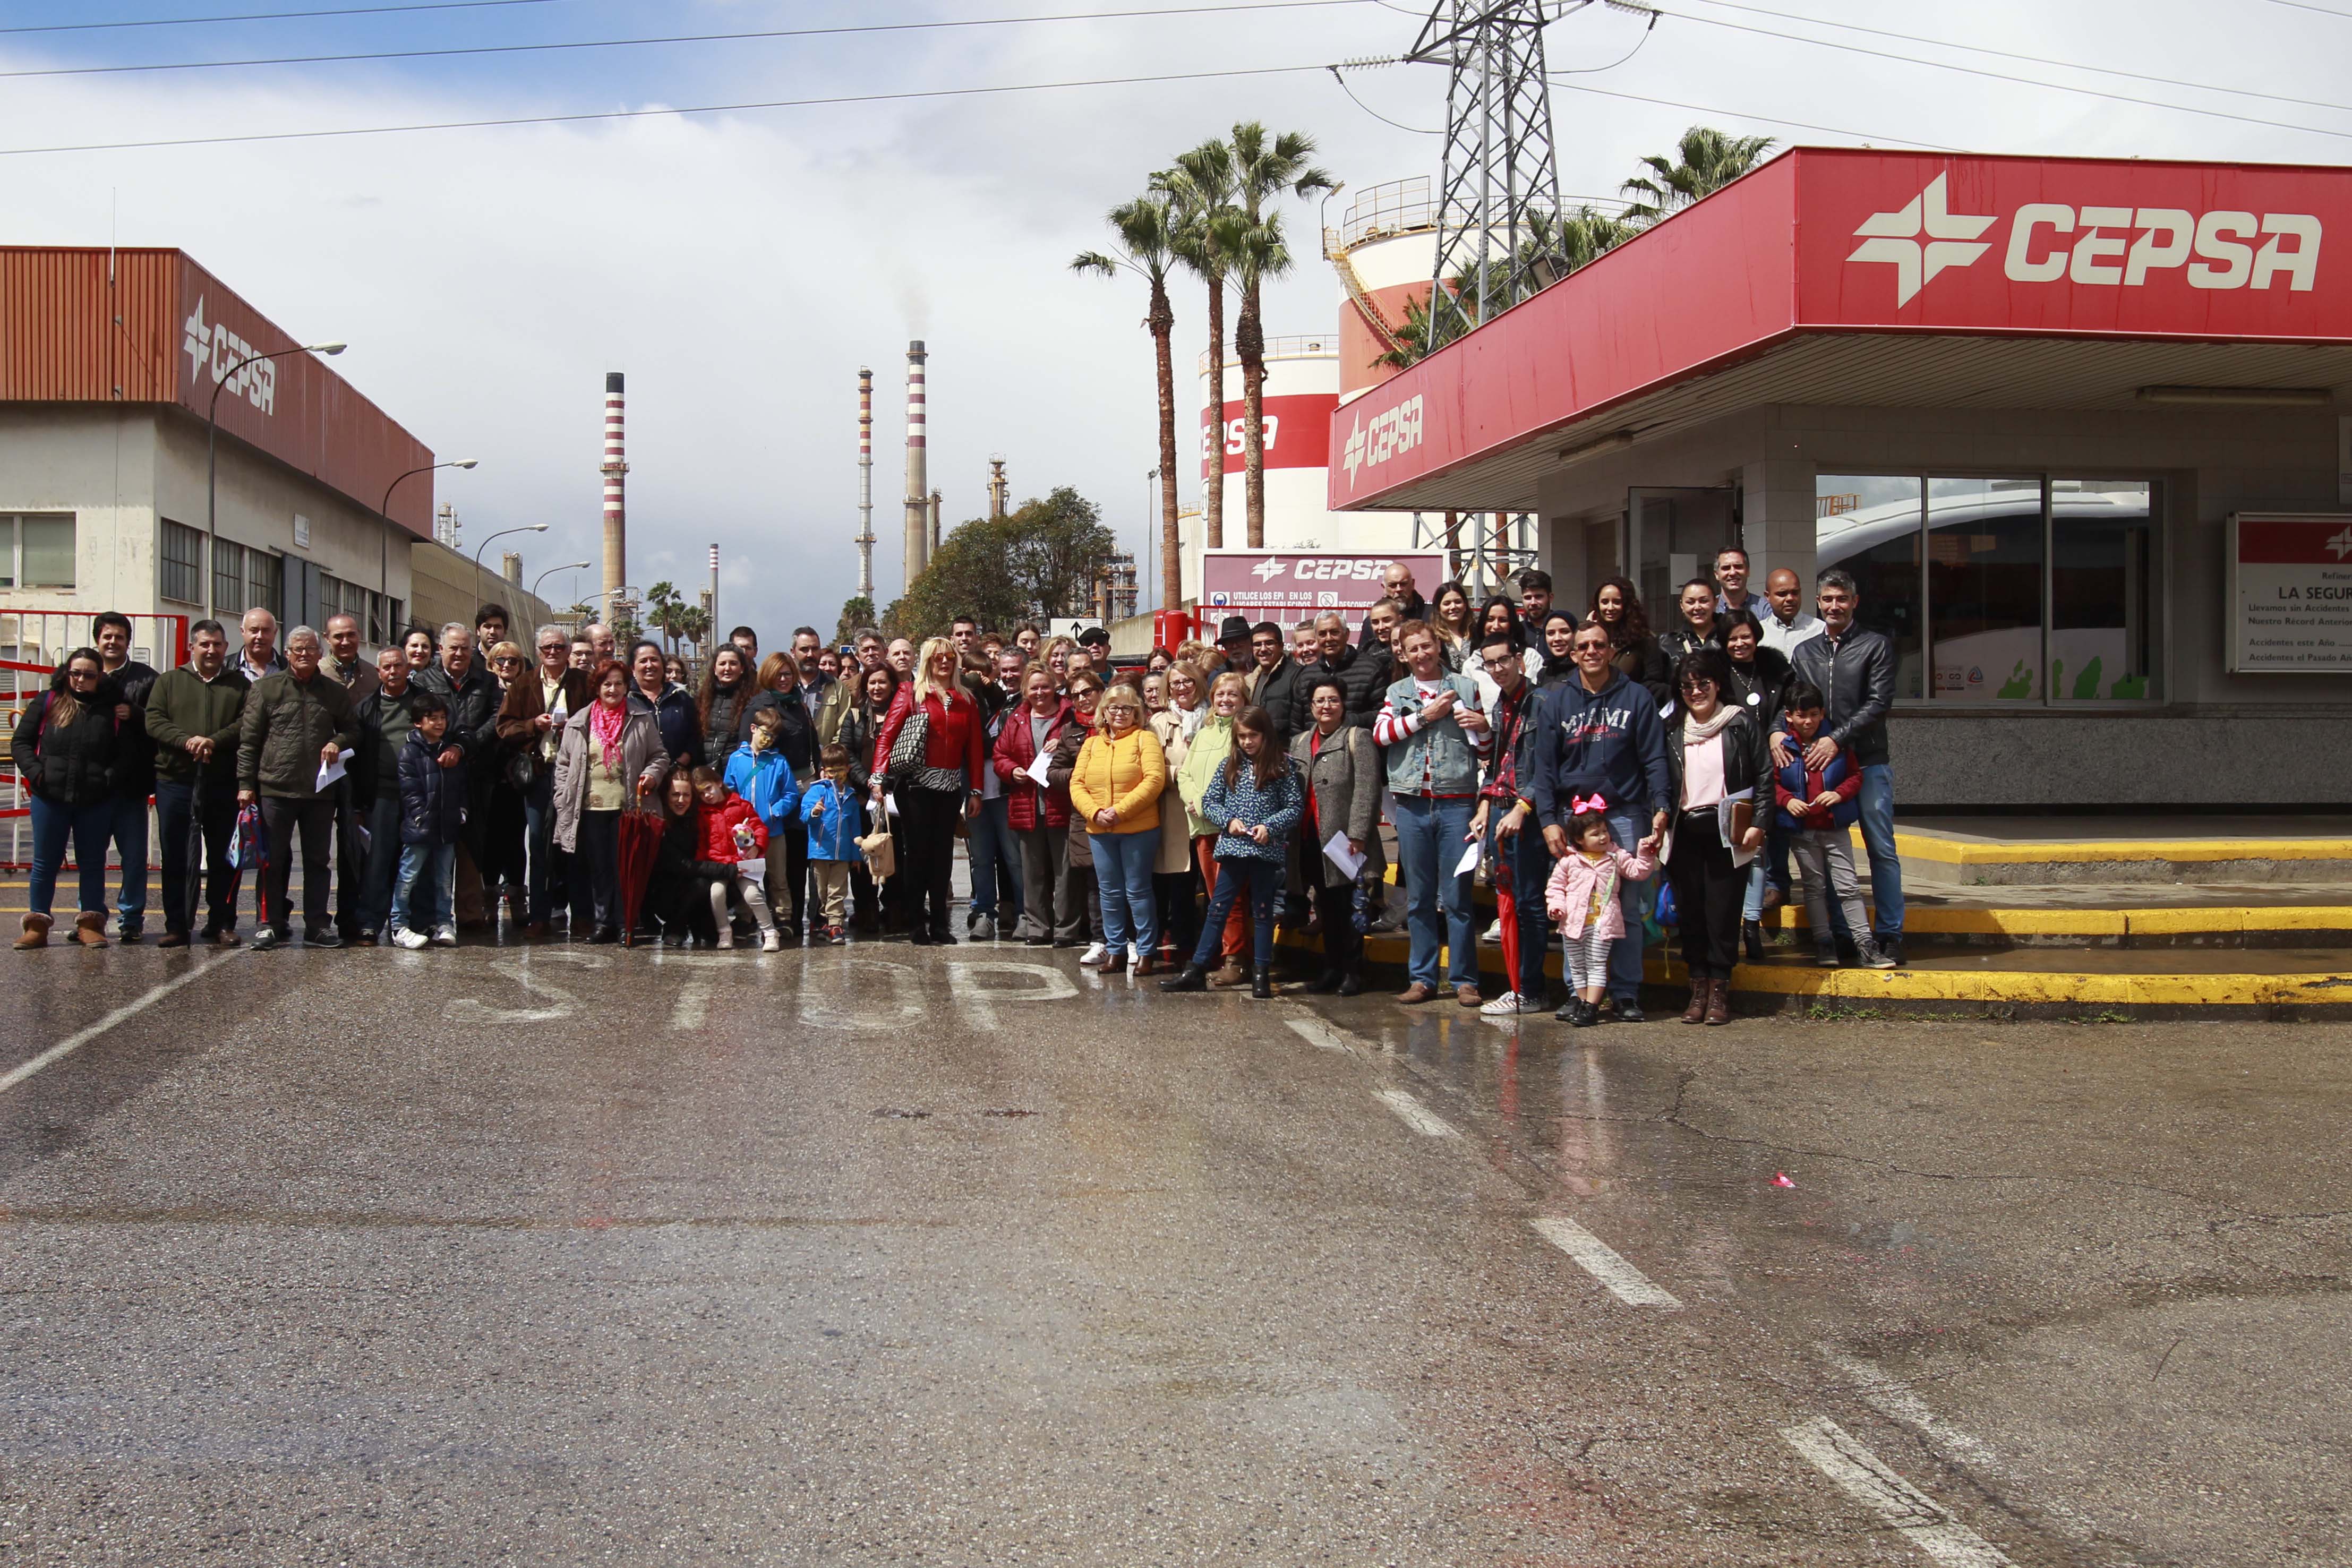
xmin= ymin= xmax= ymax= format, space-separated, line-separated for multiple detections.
xmin=883 ymin=701 xmax=930 ymax=785
xmin=854 ymin=826 xmax=896 ymax=880
xmin=504 ymin=746 xmax=537 ymax=793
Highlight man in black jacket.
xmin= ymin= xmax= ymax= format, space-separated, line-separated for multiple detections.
xmin=415 ymin=622 xmax=503 ymax=925
xmin=1775 ymin=568 xmax=1903 ymax=961
xmin=88 ymin=613 xmax=160 ymax=939
xmin=1356 ymin=561 xmax=1429 ymax=649
xmin=1244 ymin=621 xmax=1300 ymax=747
xmin=1289 ymin=611 xmax=1389 ymax=739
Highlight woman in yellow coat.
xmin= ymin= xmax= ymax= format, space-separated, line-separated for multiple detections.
xmin=1068 ymin=683 xmax=1167 ymax=975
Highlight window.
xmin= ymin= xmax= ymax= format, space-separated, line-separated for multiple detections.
xmin=213 ymin=539 xmax=247 ymax=614
xmin=160 ymin=520 xmax=204 ymax=605
xmin=1816 ymin=476 xmax=1924 ymax=699
xmin=249 ymin=551 xmax=283 ymax=623
xmin=1815 ymin=473 xmax=2163 ymax=706
xmin=1 ymin=515 xmax=77 ymax=590
xmin=319 ymin=572 xmax=343 ymax=622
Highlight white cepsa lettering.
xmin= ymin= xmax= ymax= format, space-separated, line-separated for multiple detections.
xmin=1291 ymin=559 xmax=1386 ymax=581
xmin=1202 ymin=415 xmax=1280 ymax=459
xmin=2004 ymin=205 xmax=2320 ymax=292
xmin=1362 ymin=394 xmax=1423 ymax=467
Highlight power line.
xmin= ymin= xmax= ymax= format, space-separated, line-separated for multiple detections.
xmin=0 ymin=61 xmax=1331 ymax=157
xmin=1647 ymin=5 xmax=2352 ymax=144
xmin=1545 ymin=75 xmax=1952 ymax=150
xmin=2262 ymin=0 xmax=2352 ymax=16
xmin=0 ymin=0 xmax=576 ymax=36
xmin=1680 ymin=0 xmax=2352 ymax=118
xmin=0 ymin=0 xmax=1376 ymax=80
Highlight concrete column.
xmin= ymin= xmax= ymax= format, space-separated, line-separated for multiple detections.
xmin=1741 ymin=458 xmax=1817 ymax=587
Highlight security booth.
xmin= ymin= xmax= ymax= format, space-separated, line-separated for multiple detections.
xmin=1326 ymin=147 xmax=2352 ymax=811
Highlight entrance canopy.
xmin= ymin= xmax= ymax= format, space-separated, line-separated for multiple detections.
xmin=1328 ymin=148 xmax=2352 ymax=513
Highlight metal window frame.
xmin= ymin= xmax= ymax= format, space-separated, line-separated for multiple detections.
xmin=159 ymin=518 xmax=205 ymax=606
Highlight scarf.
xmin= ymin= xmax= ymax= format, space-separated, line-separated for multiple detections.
xmin=1680 ymin=702 xmax=1738 ymax=746
xmin=1175 ymin=702 xmax=1208 ymax=741
xmin=591 ymin=698 xmax=627 ymax=770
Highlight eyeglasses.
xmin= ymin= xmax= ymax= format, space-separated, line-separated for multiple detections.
xmin=1680 ymin=678 xmax=1716 ymax=692
xmin=66 ymin=668 xmax=99 ymax=681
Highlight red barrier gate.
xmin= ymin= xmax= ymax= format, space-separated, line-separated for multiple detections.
xmin=3 ymin=611 xmax=191 ymax=871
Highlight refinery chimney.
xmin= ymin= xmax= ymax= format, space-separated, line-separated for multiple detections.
xmin=856 ymin=368 xmax=875 ymax=600
xmin=988 ymin=457 xmax=1008 ymax=520
xmin=600 ymin=372 xmax=628 ymax=615
xmin=902 ymin=341 xmax=928 ymax=590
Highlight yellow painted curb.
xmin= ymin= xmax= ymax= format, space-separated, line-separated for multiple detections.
xmin=1763 ymin=904 xmax=2352 ymax=938
xmin=1895 ymin=830 xmax=2352 ymax=866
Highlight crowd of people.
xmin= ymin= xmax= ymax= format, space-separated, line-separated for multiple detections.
xmin=9 ymin=551 xmax=1904 ymax=1024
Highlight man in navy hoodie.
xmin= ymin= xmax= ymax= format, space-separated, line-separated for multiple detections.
xmin=1526 ymin=621 xmax=1673 ymax=1022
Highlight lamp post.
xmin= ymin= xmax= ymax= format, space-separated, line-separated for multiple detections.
xmin=206 ymin=339 xmax=346 ymax=620
xmin=379 ymin=458 xmax=478 ymax=625
xmin=471 ymin=523 xmax=549 ymax=614
xmin=533 ymin=561 xmax=592 ymax=603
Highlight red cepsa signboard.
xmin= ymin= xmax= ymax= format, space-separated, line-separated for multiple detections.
xmin=1199 ymin=549 xmax=1444 ymax=628
xmin=1331 ymin=148 xmax=2352 ymax=509
xmin=1201 ymin=393 xmax=1340 ymax=477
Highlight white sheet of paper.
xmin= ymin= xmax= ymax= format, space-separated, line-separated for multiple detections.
xmin=1453 ymin=839 xmax=1483 ymax=878
xmin=884 ymin=792 xmax=900 ymax=819
xmin=1024 ymin=749 xmax=1055 ymax=788
xmin=1322 ymin=830 xmax=1365 ymax=880
xmin=317 ymin=746 xmax=353 ymax=791
xmin=735 ymin=856 xmax=766 ymax=887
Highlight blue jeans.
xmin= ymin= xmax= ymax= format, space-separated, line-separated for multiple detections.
xmin=968 ymin=794 xmax=1024 ymax=921
xmin=1603 ymin=808 xmax=1652 ymax=1005
xmin=392 ymin=840 xmax=456 ymax=935
xmin=1192 ymin=854 xmax=1278 ymax=969
xmin=1391 ymin=793 xmax=1477 ymax=989
xmin=1488 ymin=813 xmax=1553 ymax=999
xmin=107 ymin=792 xmax=150 ymax=931
xmin=28 ymin=794 xmax=111 ymax=920
xmin=355 ymin=792 xmax=404 ymax=935
xmin=521 ymin=772 xmax=558 ymax=923
xmin=1823 ymin=764 xmax=1903 ymax=942
xmin=1090 ymin=829 xmax=1158 ymax=957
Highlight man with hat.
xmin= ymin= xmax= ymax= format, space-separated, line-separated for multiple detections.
xmin=1075 ymin=625 xmax=1113 ymax=679
xmin=1215 ymin=614 xmax=1254 ymax=678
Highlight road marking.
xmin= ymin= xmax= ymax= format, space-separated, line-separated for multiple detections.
xmin=0 ymin=950 xmax=241 ymax=1095
xmin=670 ymin=973 xmax=714 ymax=1030
xmin=1285 ymin=1015 xmax=1366 ymax=1055
xmin=1817 ymin=1346 xmax=1998 ymax=1468
xmin=1782 ymin=1416 xmax=2013 ymax=1568
xmin=947 ymin=961 xmax=1078 ymax=1003
xmin=447 ymin=966 xmax=580 ymax=1024
xmin=1374 ymin=1087 xmax=1457 ymax=1138
xmin=1528 ymin=1215 xmax=1682 ymax=1308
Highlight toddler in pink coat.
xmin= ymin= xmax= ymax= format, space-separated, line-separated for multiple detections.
xmin=1545 ymin=806 xmax=1659 ymax=1028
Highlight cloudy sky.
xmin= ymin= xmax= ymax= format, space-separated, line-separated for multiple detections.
xmin=4 ymin=0 xmax=2348 ymax=640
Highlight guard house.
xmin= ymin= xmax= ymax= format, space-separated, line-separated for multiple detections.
xmin=1328 ymin=148 xmax=2352 ymax=810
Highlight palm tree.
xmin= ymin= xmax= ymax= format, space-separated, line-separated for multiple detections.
xmin=1376 ymin=207 xmax=1635 ymax=370
xmin=1226 ymin=122 xmax=1333 ymax=549
xmin=643 ymin=579 xmax=686 ymax=655
xmin=1620 ymin=126 xmax=1776 ymax=227
xmin=1073 ymin=191 xmax=1184 ymax=616
xmin=1156 ymin=139 xmax=1238 ymax=552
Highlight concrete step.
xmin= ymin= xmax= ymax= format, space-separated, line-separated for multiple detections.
xmin=1894 ymin=816 xmax=2352 ymax=886
xmin=1774 ymin=882 xmax=2352 ymax=949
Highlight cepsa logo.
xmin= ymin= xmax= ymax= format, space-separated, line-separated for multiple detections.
xmin=1341 ymin=393 xmax=1425 ymax=480
xmin=1248 ymin=556 xmax=1392 ymax=584
xmin=1849 ymin=173 xmax=2322 ymax=306
xmin=182 ymin=296 xmax=279 ymax=416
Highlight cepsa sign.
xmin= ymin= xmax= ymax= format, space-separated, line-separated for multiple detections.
xmin=1200 ymin=550 xmax=1444 ymax=626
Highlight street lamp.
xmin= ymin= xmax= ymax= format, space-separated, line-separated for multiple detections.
xmin=533 ymin=561 xmax=592 ymax=602
xmin=471 ymin=523 xmax=550 ymax=611
xmin=380 ymin=457 xmax=479 ymax=620
xmin=206 ymin=339 xmax=345 ymax=620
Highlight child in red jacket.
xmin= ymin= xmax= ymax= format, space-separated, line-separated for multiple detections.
xmin=694 ymin=767 xmax=780 ymax=952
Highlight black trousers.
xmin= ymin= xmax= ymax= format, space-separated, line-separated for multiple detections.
xmin=156 ymin=777 xmax=240 ymax=936
xmin=332 ymin=780 xmax=365 ymax=936
xmin=575 ymin=810 xmax=621 ymax=935
xmin=1668 ymin=809 xmax=1743 ymax=979
xmin=1314 ymin=881 xmax=1364 ymax=979
xmin=260 ymin=795 xmax=334 ymax=936
xmin=898 ymin=786 xmax=963 ymax=937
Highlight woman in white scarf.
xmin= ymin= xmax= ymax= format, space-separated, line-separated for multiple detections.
xmin=1661 ymin=646 xmax=1772 ymax=1026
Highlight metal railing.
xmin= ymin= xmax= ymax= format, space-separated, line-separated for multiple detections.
xmin=1195 ymin=336 xmax=1339 ymax=375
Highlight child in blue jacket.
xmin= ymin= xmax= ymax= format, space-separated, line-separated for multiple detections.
xmin=724 ymin=708 xmax=802 ymax=937
xmin=392 ymin=694 xmax=466 ymax=948
xmin=799 ymin=742 xmax=865 ymax=945
xmin=1772 ymin=682 xmax=1893 ymax=970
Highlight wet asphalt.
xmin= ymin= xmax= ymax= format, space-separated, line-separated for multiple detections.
xmin=0 ymin=937 xmax=2344 ymax=1566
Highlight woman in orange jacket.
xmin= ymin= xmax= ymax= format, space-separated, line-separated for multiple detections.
xmin=1067 ymin=683 xmax=1166 ymax=974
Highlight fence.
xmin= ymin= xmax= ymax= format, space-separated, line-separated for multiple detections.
xmin=3 ymin=610 xmax=190 ymax=871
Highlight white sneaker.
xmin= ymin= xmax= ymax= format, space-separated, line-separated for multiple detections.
xmin=717 ymin=928 xmax=734 ymax=950
xmin=1079 ymin=941 xmax=1107 ymax=967
xmin=760 ymin=930 xmax=781 ymax=953
xmin=1477 ymin=989 xmax=1526 ymax=1016
xmin=431 ymin=926 xmax=458 ymax=947
xmin=971 ymin=913 xmax=996 ymax=942
xmin=393 ymin=929 xmax=429 ymax=950
xmin=1477 ymin=919 xmax=1503 ymax=945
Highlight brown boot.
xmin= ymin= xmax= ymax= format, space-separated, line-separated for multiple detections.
xmin=73 ymin=912 xmax=109 ymax=948
xmin=1705 ymin=977 xmax=1732 ymax=1026
xmin=1208 ymin=959 xmax=1248 ymax=988
xmin=15 ymin=913 xmax=51 ymax=950
xmin=1681 ymin=979 xmax=1709 ymax=1025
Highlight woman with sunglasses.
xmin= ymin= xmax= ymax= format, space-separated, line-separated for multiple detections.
xmin=474 ymin=640 xmax=532 ymax=924
xmin=11 ymin=650 xmax=123 ymax=948
xmin=1660 ymin=646 xmax=1772 ymax=1025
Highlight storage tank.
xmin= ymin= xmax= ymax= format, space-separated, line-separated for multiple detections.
xmin=1324 ymin=178 xmax=1441 ymax=398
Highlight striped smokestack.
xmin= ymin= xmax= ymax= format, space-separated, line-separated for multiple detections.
xmin=856 ymin=367 xmax=875 ymax=600
xmin=903 ymin=340 xmax=928 ymax=590
xmin=600 ymin=372 xmax=628 ymax=616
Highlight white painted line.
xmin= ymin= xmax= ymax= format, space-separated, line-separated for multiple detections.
xmin=947 ymin=961 xmax=1079 ymax=1002
xmin=1528 ymin=1215 xmax=1682 ymax=1309
xmin=1375 ymin=1087 xmax=1458 ymax=1138
xmin=670 ymin=973 xmax=714 ymax=1030
xmin=1782 ymin=1416 xmax=2013 ymax=1568
xmin=0 ymin=950 xmax=242 ymax=1095
xmin=1285 ymin=1015 xmax=1364 ymax=1055
xmin=1816 ymin=1346 xmax=1998 ymax=1469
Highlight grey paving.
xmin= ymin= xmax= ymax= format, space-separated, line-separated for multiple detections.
xmin=0 ymin=941 xmax=2343 ymax=1565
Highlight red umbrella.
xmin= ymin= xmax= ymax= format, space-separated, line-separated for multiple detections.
xmin=615 ymin=807 xmax=663 ymax=947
